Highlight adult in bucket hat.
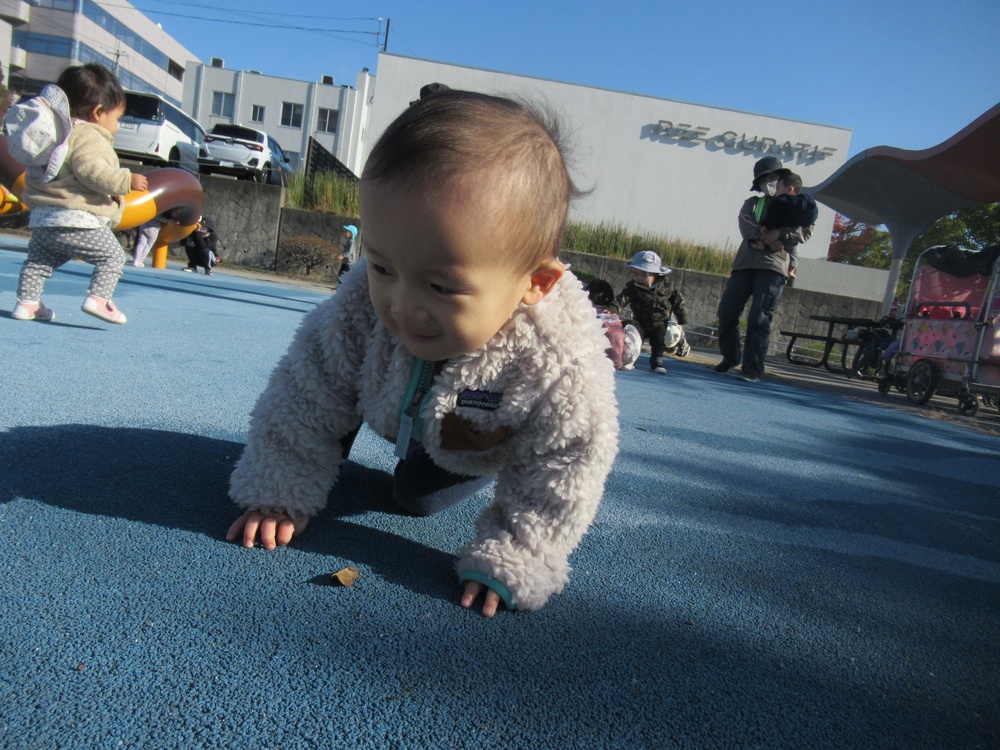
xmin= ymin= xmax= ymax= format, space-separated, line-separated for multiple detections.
xmin=605 ymin=250 xmax=689 ymax=375
xmin=714 ymin=156 xmax=814 ymax=383
xmin=750 ymin=155 xmax=792 ymax=192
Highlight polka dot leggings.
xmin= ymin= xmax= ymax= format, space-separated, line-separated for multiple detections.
xmin=17 ymin=226 xmax=126 ymax=302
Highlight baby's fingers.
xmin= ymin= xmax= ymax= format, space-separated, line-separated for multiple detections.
xmin=239 ymin=512 xmax=265 ymax=548
xmin=460 ymin=581 xmax=502 ymax=618
xmin=225 ymin=510 xmax=258 ymax=545
xmin=275 ymin=518 xmax=297 ymax=547
xmin=460 ymin=580 xmax=484 ymax=610
xmin=480 ymin=589 xmax=501 ymax=618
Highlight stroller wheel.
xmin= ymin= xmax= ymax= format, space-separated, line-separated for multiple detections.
xmin=906 ymin=360 xmax=936 ymax=405
xmin=958 ymin=393 xmax=980 ymax=416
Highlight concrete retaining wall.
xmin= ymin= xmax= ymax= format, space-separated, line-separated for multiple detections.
xmin=159 ymin=174 xmax=352 ymax=281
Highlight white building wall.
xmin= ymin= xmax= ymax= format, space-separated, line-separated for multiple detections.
xmin=0 ymin=19 xmax=12 ymax=77
xmin=369 ymin=54 xmax=853 ymax=260
xmin=336 ymin=68 xmax=375 ymax=176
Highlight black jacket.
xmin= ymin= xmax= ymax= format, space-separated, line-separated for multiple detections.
xmin=607 ymin=277 xmax=688 ymax=328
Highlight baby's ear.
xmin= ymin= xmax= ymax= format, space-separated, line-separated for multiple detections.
xmin=521 ymin=258 xmax=564 ymax=306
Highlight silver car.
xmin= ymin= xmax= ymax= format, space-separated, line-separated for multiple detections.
xmin=198 ymin=124 xmax=293 ymax=186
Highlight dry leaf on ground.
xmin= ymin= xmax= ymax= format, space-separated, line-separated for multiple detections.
xmin=331 ymin=566 xmax=360 ymax=586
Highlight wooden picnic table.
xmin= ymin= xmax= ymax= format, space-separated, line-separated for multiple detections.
xmin=780 ymin=314 xmax=883 ymax=372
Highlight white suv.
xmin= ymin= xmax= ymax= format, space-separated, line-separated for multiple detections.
xmin=198 ymin=124 xmax=293 ymax=186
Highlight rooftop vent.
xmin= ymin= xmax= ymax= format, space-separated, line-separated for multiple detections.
xmin=322 ymin=75 xmax=335 ymax=85
xmin=210 ymin=57 xmax=224 ymax=68
xmin=247 ymin=70 xmax=261 ymax=74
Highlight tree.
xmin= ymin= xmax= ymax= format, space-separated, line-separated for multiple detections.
xmin=827 ymin=214 xmax=892 ymax=268
xmin=827 ymin=204 xmax=1000 ymax=300
xmin=960 ymin=203 xmax=1000 ymax=248
xmin=278 ymin=235 xmax=342 ymax=276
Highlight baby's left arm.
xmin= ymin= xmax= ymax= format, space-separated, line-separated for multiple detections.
xmin=455 ymin=361 xmax=619 ymax=613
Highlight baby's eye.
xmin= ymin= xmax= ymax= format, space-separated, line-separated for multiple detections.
xmin=430 ymin=283 xmax=458 ymax=295
xmin=370 ymin=263 xmax=392 ymax=277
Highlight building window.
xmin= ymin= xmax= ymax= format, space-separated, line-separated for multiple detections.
xmin=316 ymin=108 xmax=339 ymax=134
xmin=212 ymin=92 xmax=234 ymax=118
xmin=251 ymin=105 xmax=265 ymax=123
xmin=281 ymin=102 xmax=303 ymax=129
xmin=34 ymin=0 xmax=75 ymax=9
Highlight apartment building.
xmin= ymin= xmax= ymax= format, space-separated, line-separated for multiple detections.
xmin=2 ymin=0 xmax=196 ymax=105
xmin=182 ymin=60 xmax=375 ymax=175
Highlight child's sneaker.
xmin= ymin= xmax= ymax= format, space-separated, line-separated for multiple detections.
xmin=12 ymin=300 xmax=55 ymax=322
xmin=676 ymin=340 xmax=691 ymax=358
xmin=132 ymin=260 xmax=145 ymax=268
xmin=81 ymin=295 xmax=127 ymax=324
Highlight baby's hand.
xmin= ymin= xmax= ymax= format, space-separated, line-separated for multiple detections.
xmin=461 ymin=580 xmax=503 ymax=618
xmin=131 ymin=173 xmax=149 ymax=191
xmin=788 ymin=267 xmax=797 ymax=280
xmin=749 ymin=240 xmax=765 ymax=251
xmin=759 ymin=228 xmax=780 ymax=245
xmin=226 ymin=508 xmax=308 ymax=550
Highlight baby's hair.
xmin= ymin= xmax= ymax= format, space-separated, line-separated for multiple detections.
xmin=362 ymin=89 xmax=581 ymax=273
xmin=585 ymin=279 xmax=614 ymax=307
xmin=781 ymin=172 xmax=803 ymax=193
xmin=56 ymin=63 xmax=126 ymax=121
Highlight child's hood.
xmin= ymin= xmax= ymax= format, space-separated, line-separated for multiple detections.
xmin=2 ymin=84 xmax=73 ymax=182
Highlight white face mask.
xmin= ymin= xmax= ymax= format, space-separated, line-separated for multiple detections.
xmin=764 ymin=178 xmax=778 ymax=197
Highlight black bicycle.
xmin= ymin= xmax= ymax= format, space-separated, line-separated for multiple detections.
xmin=848 ymin=317 xmax=904 ymax=381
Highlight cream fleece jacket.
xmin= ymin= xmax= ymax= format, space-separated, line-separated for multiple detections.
xmin=229 ymin=261 xmax=621 ymax=610
xmin=22 ymin=121 xmax=132 ymax=225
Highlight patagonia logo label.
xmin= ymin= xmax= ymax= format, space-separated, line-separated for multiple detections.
xmin=457 ymin=389 xmax=503 ymax=411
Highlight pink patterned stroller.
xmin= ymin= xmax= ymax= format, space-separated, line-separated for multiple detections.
xmin=880 ymin=244 xmax=1000 ymax=416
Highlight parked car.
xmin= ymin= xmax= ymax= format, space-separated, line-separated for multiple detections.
xmin=114 ymin=91 xmax=205 ymax=174
xmin=198 ymin=124 xmax=293 ymax=186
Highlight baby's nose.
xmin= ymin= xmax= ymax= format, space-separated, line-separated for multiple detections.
xmin=391 ymin=292 xmax=425 ymax=320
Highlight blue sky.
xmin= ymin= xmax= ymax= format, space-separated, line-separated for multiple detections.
xmin=135 ymin=0 xmax=1000 ymax=158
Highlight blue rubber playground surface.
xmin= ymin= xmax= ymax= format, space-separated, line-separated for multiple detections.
xmin=1 ymin=242 xmax=998 ymax=749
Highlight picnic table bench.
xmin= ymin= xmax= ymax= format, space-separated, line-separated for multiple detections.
xmin=780 ymin=315 xmax=882 ymax=372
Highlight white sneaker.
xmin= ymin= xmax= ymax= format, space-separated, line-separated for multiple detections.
xmin=132 ymin=260 xmax=145 ymax=268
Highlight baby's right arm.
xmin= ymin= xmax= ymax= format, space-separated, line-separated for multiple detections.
xmin=227 ymin=267 xmax=370 ymax=547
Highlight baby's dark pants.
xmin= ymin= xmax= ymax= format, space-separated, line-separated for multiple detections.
xmin=339 ymin=427 xmax=494 ymax=515
xmin=645 ymin=321 xmax=667 ymax=368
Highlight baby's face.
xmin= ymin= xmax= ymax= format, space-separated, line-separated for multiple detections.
xmin=630 ymin=268 xmax=657 ymax=288
xmin=92 ymin=102 xmax=125 ymax=136
xmin=360 ymin=180 xmax=537 ymax=362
